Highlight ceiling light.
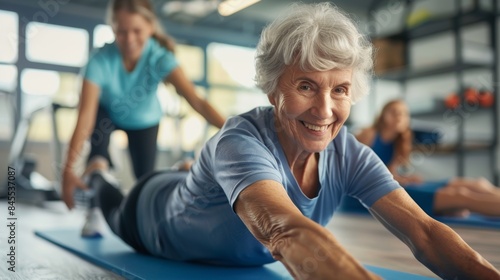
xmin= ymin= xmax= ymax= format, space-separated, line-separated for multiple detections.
xmin=218 ymin=0 xmax=261 ymax=17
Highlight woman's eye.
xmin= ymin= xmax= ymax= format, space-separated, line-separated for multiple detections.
xmin=298 ymin=84 xmax=312 ymax=91
xmin=334 ymin=87 xmax=348 ymax=95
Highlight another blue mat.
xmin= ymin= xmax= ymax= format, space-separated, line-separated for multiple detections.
xmin=35 ymin=229 xmax=434 ymax=279
xmin=435 ymin=214 xmax=500 ymax=229
xmin=339 ymin=196 xmax=500 ymax=230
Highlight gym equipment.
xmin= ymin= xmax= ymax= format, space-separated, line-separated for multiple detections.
xmin=478 ymin=89 xmax=494 ymax=108
xmin=1 ymin=93 xmax=59 ymax=204
xmin=35 ymin=228 xmax=435 ymax=280
xmin=444 ymin=93 xmax=460 ymax=109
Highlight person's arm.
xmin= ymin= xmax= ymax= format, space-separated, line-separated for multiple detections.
xmin=370 ymin=188 xmax=500 ymax=279
xmin=235 ymin=180 xmax=381 ymax=280
xmin=61 ymin=79 xmax=100 ymax=209
xmin=165 ymin=67 xmax=225 ymax=128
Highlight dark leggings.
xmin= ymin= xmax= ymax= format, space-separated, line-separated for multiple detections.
xmin=96 ymin=170 xmax=163 ymax=254
xmin=97 ymin=170 xmax=187 ymax=254
xmin=88 ymin=105 xmax=159 ymax=180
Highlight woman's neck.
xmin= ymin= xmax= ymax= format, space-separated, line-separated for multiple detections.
xmin=122 ymin=57 xmax=139 ymax=72
xmin=379 ymin=127 xmax=399 ymax=142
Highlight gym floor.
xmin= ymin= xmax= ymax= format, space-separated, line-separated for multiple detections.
xmin=0 ymin=199 xmax=499 ymax=279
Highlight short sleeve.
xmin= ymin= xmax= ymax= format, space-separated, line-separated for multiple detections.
xmin=82 ymin=51 xmax=105 ymax=87
xmin=151 ymin=48 xmax=179 ymax=80
xmin=213 ymin=126 xmax=283 ymax=208
xmin=343 ymin=134 xmax=401 ymax=207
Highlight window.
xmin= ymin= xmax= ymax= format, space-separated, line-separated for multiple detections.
xmin=157 ymin=83 xmax=209 ymax=152
xmin=0 ymin=10 xmax=18 ymax=63
xmin=20 ymin=70 xmax=80 ymax=142
xmin=176 ymin=44 xmax=204 ymax=81
xmin=208 ymin=43 xmax=256 ymax=88
xmin=0 ymin=10 xmax=18 ymax=141
xmin=26 ymin=22 xmax=88 ymax=67
xmin=0 ymin=64 xmax=17 ymax=92
xmin=21 ymin=68 xmax=60 ymax=96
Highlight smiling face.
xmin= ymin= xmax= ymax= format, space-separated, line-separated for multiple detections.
xmin=113 ymin=10 xmax=154 ymax=62
xmin=268 ymin=64 xmax=353 ymax=157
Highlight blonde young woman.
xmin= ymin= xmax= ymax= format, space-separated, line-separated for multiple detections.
xmin=87 ymin=4 xmax=499 ymax=279
xmin=355 ymin=99 xmax=500 ymax=217
xmin=62 ymin=0 xmax=225 ymax=237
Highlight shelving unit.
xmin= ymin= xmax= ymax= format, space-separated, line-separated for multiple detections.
xmin=369 ymin=0 xmax=498 ymax=183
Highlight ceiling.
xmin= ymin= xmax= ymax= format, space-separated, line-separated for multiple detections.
xmin=5 ymin=0 xmax=383 ymax=46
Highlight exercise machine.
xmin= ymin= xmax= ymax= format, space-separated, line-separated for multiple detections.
xmin=1 ymin=92 xmax=60 ymax=205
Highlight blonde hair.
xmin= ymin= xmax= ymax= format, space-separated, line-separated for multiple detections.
xmin=255 ymin=2 xmax=373 ymax=103
xmin=107 ymin=0 xmax=175 ymax=52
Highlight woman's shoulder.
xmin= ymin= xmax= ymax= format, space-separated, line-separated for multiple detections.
xmin=225 ymin=107 xmax=272 ymax=130
xmin=216 ymin=107 xmax=275 ymax=144
xmin=88 ymin=42 xmax=120 ymax=62
xmin=355 ymin=127 xmax=376 ymax=145
xmin=148 ymin=38 xmax=174 ymax=57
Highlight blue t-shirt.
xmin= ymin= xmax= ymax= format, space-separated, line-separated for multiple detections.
xmin=83 ymin=38 xmax=178 ymax=129
xmin=137 ymin=106 xmax=401 ymax=266
xmin=371 ymin=133 xmax=395 ymax=165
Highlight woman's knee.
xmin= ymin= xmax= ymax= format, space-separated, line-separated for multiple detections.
xmin=434 ymin=186 xmax=470 ymax=211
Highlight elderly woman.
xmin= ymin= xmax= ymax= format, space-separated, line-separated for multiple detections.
xmin=89 ymin=3 xmax=500 ymax=279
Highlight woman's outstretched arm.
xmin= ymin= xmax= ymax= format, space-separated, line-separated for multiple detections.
xmin=234 ymin=180 xmax=381 ymax=280
xmin=370 ymin=189 xmax=500 ymax=279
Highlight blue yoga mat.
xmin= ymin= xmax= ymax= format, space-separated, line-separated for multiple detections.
xmin=435 ymin=214 xmax=500 ymax=229
xmin=339 ymin=197 xmax=500 ymax=230
xmin=35 ymin=229 xmax=434 ymax=280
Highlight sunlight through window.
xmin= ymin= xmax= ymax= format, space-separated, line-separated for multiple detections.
xmin=26 ymin=22 xmax=88 ymax=67
xmin=0 ymin=10 xmax=18 ymax=63
xmin=21 ymin=68 xmax=60 ymax=96
xmin=0 ymin=65 xmax=17 ymax=92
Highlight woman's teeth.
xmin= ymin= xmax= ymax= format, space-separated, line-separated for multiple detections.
xmin=303 ymin=122 xmax=328 ymax=132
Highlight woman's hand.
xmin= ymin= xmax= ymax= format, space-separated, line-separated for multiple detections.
xmin=62 ymin=168 xmax=88 ymax=210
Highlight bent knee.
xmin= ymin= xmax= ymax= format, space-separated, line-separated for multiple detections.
xmin=434 ymin=186 xmax=471 ymax=211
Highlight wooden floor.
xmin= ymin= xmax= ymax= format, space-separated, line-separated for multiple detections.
xmin=1 ymin=200 xmax=499 ymax=279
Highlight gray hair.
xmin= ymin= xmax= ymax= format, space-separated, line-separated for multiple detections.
xmin=255 ymin=2 xmax=373 ymax=103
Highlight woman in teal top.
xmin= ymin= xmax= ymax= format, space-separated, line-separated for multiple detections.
xmin=61 ymin=0 xmax=225 ymax=236
xmin=354 ymin=99 xmax=500 ymax=217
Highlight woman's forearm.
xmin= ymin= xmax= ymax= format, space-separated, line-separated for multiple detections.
xmin=235 ymin=181 xmax=380 ymax=279
xmin=64 ymin=79 xmax=100 ymax=171
xmin=416 ymin=221 xmax=500 ymax=279
xmin=197 ymin=101 xmax=225 ymax=129
xmin=63 ymin=129 xmax=88 ymax=172
xmin=270 ymin=218 xmax=380 ymax=280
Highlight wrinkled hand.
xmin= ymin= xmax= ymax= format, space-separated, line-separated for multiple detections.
xmin=62 ymin=169 xmax=88 ymax=210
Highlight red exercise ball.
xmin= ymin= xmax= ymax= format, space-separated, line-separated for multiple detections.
xmin=479 ymin=90 xmax=494 ymax=108
xmin=444 ymin=94 xmax=460 ymax=109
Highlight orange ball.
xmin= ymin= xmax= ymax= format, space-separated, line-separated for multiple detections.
xmin=464 ymin=87 xmax=479 ymax=105
xmin=445 ymin=94 xmax=460 ymax=109
xmin=479 ymin=90 xmax=494 ymax=107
